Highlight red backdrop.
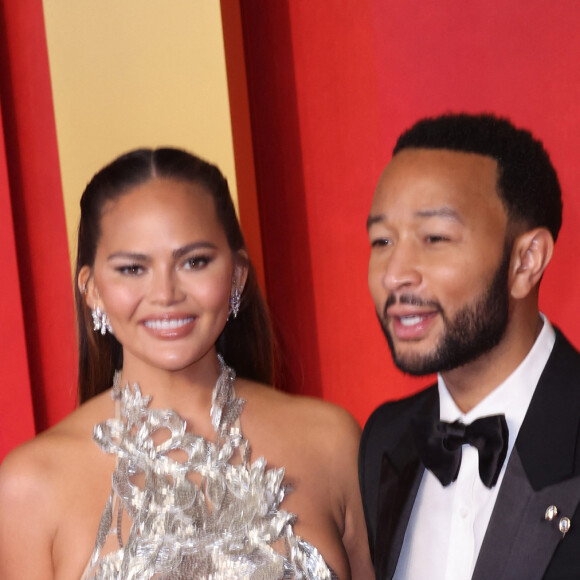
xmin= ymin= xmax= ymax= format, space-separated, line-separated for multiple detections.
xmin=2 ymin=1 xmax=579 ymax=459
xmin=235 ymin=0 xmax=580 ymax=425
xmin=0 ymin=0 xmax=76 ymax=460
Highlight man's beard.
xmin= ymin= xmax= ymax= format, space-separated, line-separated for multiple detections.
xmin=378 ymin=248 xmax=511 ymax=376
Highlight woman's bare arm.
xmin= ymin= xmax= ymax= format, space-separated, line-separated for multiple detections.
xmin=0 ymin=442 xmax=57 ymax=579
xmin=334 ymin=412 xmax=375 ymax=579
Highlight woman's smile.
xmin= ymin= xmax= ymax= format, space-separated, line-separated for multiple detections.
xmin=141 ymin=314 xmax=197 ymax=339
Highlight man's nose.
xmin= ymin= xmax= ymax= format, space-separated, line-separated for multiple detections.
xmin=382 ymin=242 xmax=422 ymax=293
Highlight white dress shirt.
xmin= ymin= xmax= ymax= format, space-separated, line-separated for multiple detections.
xmin=393 ymin=316 xmax=556 ymax=580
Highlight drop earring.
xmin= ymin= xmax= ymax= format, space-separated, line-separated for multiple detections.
xmin=229 ymin=286 xmax=241 ymax=319
xmin=92 ymin=305 xmax=113 ymax=335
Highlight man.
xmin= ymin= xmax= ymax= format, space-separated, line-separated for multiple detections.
xmin=359 ymin=113 xmax=580 ymax=579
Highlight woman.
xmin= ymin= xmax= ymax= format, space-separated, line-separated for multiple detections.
xmin=0 ymin=149 xmax=372 ymax=579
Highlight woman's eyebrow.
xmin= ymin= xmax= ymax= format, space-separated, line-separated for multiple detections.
xmin=107 ymin=251 xmax=150 ymax=262
xmin=172 ymin=241 xmax=218 ymax=260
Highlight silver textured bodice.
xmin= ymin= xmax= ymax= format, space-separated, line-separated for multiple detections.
xmin=82 ymin=357 xmax=337 ymax=579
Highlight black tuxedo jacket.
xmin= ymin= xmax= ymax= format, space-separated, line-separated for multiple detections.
xmin=359 ymin=330 xmax=580 ymax=579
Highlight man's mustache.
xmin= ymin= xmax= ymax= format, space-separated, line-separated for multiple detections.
xmin=383 ymin=294 xmax=443 ymax=318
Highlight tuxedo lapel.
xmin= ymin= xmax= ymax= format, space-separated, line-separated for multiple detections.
xmin=473 ymin=450 xmax=580 ymax=580
xmin=374 ymin=434 xmax=423 ymax=579
xmin=373 ymin=387 xmax=439 ymax=579
xmin=474 ymin=330 xmax=580 ymax=578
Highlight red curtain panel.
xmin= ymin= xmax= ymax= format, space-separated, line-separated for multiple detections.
xmin=0 ymin=0 xmax=76 ymax=459
xmin=233 ymin=0 xmax=580 ymax=424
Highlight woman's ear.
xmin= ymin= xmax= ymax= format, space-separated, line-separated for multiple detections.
xmin=510 ymin=228 xmax=554 ymax=299
xmin=233 ymin=250 xmax=250 ymax=294
xmin=78 ymin=265 xmax=98 ymax=307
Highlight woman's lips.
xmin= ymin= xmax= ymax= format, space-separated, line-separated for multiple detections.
xmin=141 ymin=315 xmax=196 ymax=339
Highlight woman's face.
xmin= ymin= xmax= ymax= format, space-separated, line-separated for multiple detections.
xmin=80 ymin=177 xmax=246 ymax=375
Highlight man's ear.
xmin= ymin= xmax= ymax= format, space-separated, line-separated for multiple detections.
xmin=233 ymin=249 xmax=249 ymax=294
xmin=510 ymin=228 xmax=554 ymax=299
xmin=78 ymin=265 xmax=98 ymax=307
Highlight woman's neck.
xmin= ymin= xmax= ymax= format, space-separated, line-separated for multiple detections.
xmin=117 ymin=348 xmax=223 ymax=413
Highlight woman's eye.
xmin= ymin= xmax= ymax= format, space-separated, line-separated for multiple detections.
xmin=371 ymin=238 xmax=392 ymax=248
xmin=184 ymin=255 xmax=211 ymax=270
xmin=117 ymin=264 xmax=144 ymax=275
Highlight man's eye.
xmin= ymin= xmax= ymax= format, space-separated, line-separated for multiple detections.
xmin=425 ymin=235 xmax=449 ymax=243
xmin=371 ymin=238 xmax=392 ymax=248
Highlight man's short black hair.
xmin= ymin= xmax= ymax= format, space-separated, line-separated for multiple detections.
xmin=393 ymin=113 xmax=563 ymax=241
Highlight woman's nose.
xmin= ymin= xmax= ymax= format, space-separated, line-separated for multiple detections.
xmin=149 ymin=268 xmax=185 ymax=305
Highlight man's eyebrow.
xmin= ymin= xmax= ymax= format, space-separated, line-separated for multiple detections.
xmin=366 ymin=207 xmax=464 ymax=231
xmin=414 ymin=207 xmax=464 ymax=222
xmin=366 ymin=214 xmax=385 ymax=230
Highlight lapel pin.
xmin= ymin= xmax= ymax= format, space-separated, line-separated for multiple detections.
xmin=545 ymin=505 xmax=558 ymax=521
xmin=559 ymin=517 xmax=571 ymax=538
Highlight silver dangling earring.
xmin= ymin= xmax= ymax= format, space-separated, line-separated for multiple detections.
xmin=229 ymin=286 xmax=241 ymax=319
xmin=92 ymin=305 xmax=113 ymax=335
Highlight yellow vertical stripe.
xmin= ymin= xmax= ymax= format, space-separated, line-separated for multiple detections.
xmin=42 ymin=0 xmax=238 ymax=270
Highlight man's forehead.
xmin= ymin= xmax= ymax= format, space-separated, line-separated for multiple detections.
xmin=376 ymin=149 xmax=498 ymax=197
xmin=368 ymin=148 xmax=504 ymax=227
xmin=381 ymin=147 xmax=498 ymax=180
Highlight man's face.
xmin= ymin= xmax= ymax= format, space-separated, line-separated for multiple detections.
xmin=367 ymin=148 xmax=511 ymax=376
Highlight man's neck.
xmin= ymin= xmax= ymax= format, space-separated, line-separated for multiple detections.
xmin=441 ymin=314 xmax=544 ymax=413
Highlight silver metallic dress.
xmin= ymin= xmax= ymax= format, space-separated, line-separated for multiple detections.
xmin=81 ymin=357 xmax=338 ymax=579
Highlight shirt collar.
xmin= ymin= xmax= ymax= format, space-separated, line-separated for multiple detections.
xmin=438 ymin=315 xmax=555 ymax=450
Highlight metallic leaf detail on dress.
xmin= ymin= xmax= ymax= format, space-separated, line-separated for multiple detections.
xmin=82 ymin=356 xmax=337 ymax=579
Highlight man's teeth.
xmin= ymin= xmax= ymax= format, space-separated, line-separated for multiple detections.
xmin=399 ymin=315 xmax=423 ymax=326
xmin=144 ymin=318 xmax=193 ymax=329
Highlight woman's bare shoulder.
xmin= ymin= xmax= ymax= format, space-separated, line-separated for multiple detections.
xmin=236 ymin=379 xmax=361 ymax=460
xmin=235 ymin=380 xmax=373 ymax=578
xmin=0 ymin=391 xmax=115 ymax=578
xmin=0 ymin=437 xmax=58 ymax=578
xmin=239 ymin=378 xmax=358 ymax=418
xmin=0 ymin=389 xmax=113 ymax=507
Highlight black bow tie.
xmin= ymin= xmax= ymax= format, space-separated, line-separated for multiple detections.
xmin=412 ymin=414 xmax=509 ymax=488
